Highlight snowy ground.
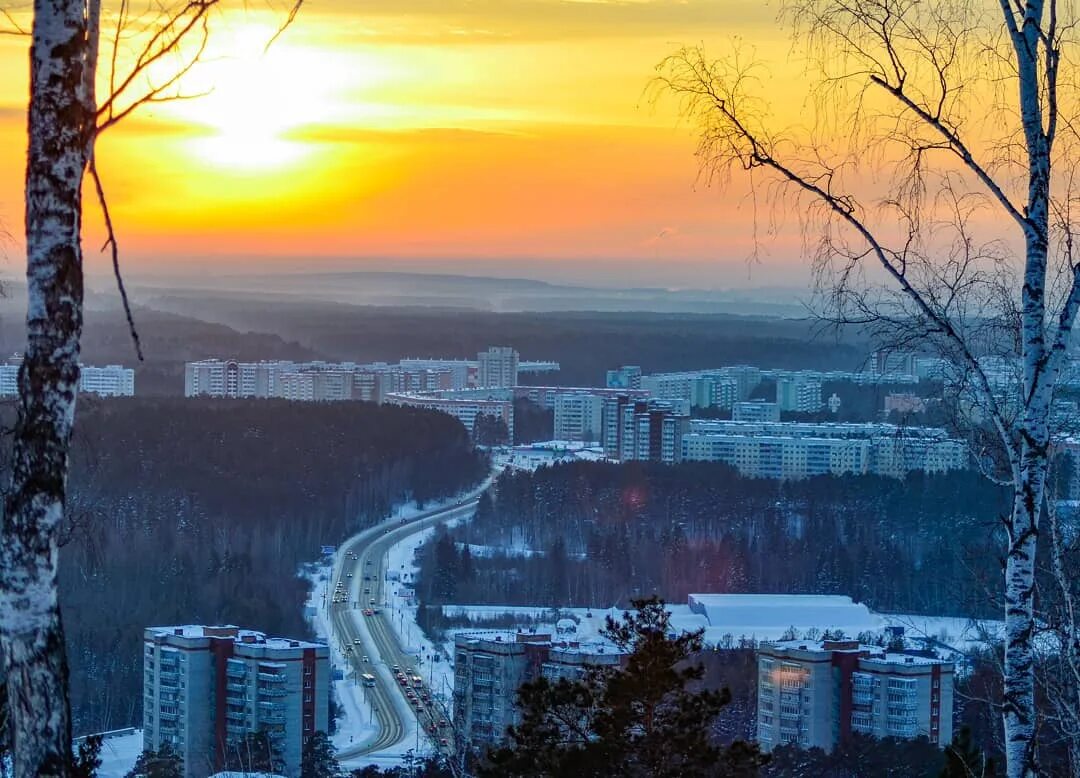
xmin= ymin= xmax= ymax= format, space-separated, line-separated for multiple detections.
xmin=93 ymin=728 xmax=144 ymax=778
xmin=440 ymin=602 xmax=1005 ymax=655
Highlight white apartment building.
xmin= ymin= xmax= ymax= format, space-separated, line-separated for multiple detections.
xmin=640 ymin=372 xmax=739 ymax=410
xmin=143 ymin=626 xmax=329 ymax=778
xmin=79 ymin=364 xmax=135 ymax=397
xmin=477 ymin=346 xmax=519 ymax=389
xmin=756 ymin=639 xmax=953 ymax=753
xmin=553 ymin=393 xmax=605 ymax=442
xmin=386 ymin=389 xmax=515 ymax=440
xmin=1 ymin=360 xmax=134 ymax=397
xmin=776 ymin=375 xmax=823 ymax=413
xmin=680 ymin=420 xmax=968 ymax=479
xmin=733 ymin=401 xmax=781 ymax=423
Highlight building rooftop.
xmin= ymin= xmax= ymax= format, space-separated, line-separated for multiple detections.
xmin=764 ymin=638 xmax=954 ymax=667
xmin=146 ymin=625 xmax=325 ymax=650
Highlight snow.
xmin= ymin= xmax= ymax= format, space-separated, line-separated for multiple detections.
xmin=92 ymin=728 xmax=144 ymax=778
xmin=439 ymin=597 xmax=1005 ymax=654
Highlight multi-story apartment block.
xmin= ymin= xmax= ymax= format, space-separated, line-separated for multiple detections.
xmin=453 ymin=631 xmax=623 ymax=750
xmin=605 ymin=365 xmax=642 ymax=390
xmin=756 ymin=639 xmax=953 ymax=753
xmin=615 ymin=399 xmax=690 ymax=462
xmin=680 ymin=420 xmax=968 ymax=479
xmin=1 ymin=355 xmax=135 ymax=397
xmin=776 ymin=375 xmax=823 ymax=413
xmin=78 ymin=364 xmax=136 ymax=397
xmin=386 ymin=389 xmax=515 ymax=440
xmin=142 ymin=626 xmax=329 ymax=778
xmin=733 ymin=401 xmax=781 ymax=423
xmin=553 ymin=393 xmax=605 ymax=442
xmin=477 ymin=347 xmax=519 ymax=389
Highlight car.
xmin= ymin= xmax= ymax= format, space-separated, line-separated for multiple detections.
xmin=391 ymin=665 xmax=400 ymax=672
xmin=344 ymin=646 xmax=352 ymax=654
xmin=346 ymin=573 xmax=353 ymax=578
xmin=363 ymin=588 xmax=371 ymax=594
xmin=362 ymin=655 xmax=369 ymax=662
xmin=353 ymin=638 xmax=362 ymax=645
xmin=362 ymin=609 xmax=374 ymax=616
xmin=366 ymin=560 xmax=372 ymax=565
xmin=363 ymin=575 xmax=371 ymax=581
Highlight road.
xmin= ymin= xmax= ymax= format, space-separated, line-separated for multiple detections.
xmin=328 ymin=493 xmax=482 ymax=760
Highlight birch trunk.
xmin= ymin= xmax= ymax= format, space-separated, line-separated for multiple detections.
xmin=1003 ymin=457 xmax=1047 ymax=778
xmin=0 ymin=0 xmax=91 ymax=775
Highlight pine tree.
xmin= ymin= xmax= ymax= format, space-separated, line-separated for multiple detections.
xmin=125 ymin=743 xmax=183 ymax=778
xmin=480 ymin=596 xmax=766 ymax=777
xmin=300 ymin=731 xmax=340 ymax=778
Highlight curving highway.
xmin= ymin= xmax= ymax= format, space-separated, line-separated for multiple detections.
xmin=328 ymin=490 xmax=484 ymax=759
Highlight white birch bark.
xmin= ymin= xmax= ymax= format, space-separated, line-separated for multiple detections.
xmin=0 ymin=0 xmax=92 ymax=775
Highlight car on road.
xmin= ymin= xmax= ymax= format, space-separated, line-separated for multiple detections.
xmin=362 ymin=609 xmax=374 ymax=616
xmin=363 ymin=588 xmax=371 ymax=594
xmin=362 ymin=655 xmax=369 ymax=662
xmin=363 ymin=575 xmax=371 ymax=581
xmin=366 ymin=560 xmax=372 ymax=565
xmin=391 ymin=665 xmax=400 ymax=672
xmin=346 ymin=573 xmax=353 ymax=578
xmin=353 ymin=638 xmax=362 ymax=645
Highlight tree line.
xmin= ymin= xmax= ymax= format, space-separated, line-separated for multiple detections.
xmin=416 ymin=461 xmax=1009 ymax=619
xmin=0 ymin=398 xmax=487 ymax=735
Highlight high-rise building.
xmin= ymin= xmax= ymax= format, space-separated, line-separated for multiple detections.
xmin=776 ymin=375 xmax=823 ymax=413
xmin=453 ymin=631 xmax=623 ymax=750
xmin=605 ymin=365 xmax=642 ymax=390
xmin=756 ymin=638 xmax=953 ymax=753
xmin=553 ymin=393 xmax=605 ymax=442
xmin=477 ymin=347 xmax=519 ymax=389
xmin=142 ymin=625 xmax=329 ymax=778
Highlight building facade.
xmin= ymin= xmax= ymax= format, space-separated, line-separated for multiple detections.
xmin=453 ymin=631 xmax=623 ymax=750
xmin=142 ymin=626 xmax=329 ymax=778
xmin=756 ymin=639 xmax=953 ymax=753
xmin=732 ymin=401 xmax=781 ymax=423
xmin=553 ymin=393 xmax=605 ymax=442
xmin=1 ymin=356 xmax=134 ymax=398
xmin=776 ymin=376 xmax=823 ymax=413
xmin=680 ymin=420 xmax=968 ymax=479
xmin=477 ymin=347 xmax=520 ymax=389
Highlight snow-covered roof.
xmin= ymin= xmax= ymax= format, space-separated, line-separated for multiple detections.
xmin=687 ymin=593 xmax=881 ymax=637
xmin=146 ymin=625 xmax=325 ymax=650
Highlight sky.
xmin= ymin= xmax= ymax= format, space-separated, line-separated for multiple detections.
xmin=0 ymin=1 xmax=816 ymax=289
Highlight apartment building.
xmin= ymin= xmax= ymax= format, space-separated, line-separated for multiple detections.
xmin=477 ymin=346 xmax=519 ymax=389
xmin=679 ymin=420 xmax=968 ymax=479
xmin=756 ymin=639 xmax=953 ymax=753
xmin=640 ymin=372 xmax=739 ymax=410
xmin=776 ymin=375 xmax=823 ymax=413
xmin=605 ymin=365 xmax=642 ymax=390
xmin=733 ymin=401 xmax=781 ymax=423
xmin=453 ymin=631 xmax=623 ymax=749
xmin=553 ymin=393 xmax=605 ymax=442
xmin=386 ymin=389 xmax=515 ymax=440
xmin=142 ymin=625 xmax=329 ymax=778
xmin=1 ymin=356 xmax=134 ymax=397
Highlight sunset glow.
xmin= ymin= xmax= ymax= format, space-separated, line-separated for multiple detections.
xmin=0 ymin=1 xmax=807 ymax=285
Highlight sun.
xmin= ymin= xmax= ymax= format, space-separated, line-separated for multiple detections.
xmin=156 ymin=19 xmax=352 ymax=171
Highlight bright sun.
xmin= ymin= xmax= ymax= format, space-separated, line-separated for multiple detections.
xmin=157 ymin=20 xmax=351 ymax=171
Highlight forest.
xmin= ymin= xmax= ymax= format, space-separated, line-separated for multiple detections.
xmin=0 ymin=398 xmax=487 ymax=735
xmin=415 ymin=461 xmax=1009 ymax=619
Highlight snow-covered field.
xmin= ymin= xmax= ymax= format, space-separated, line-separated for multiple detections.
xmin=92 ymin=728 xmax=144 ymax=778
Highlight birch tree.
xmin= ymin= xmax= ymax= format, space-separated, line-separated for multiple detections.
xmin=657 ymin=1 xmax=1080 ymax=775
xmin=0 ymin=1 xmax=297 ymax=774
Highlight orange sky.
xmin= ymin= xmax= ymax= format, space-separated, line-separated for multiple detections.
xmin=0 ymin=2 xmax=829 ymax=288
